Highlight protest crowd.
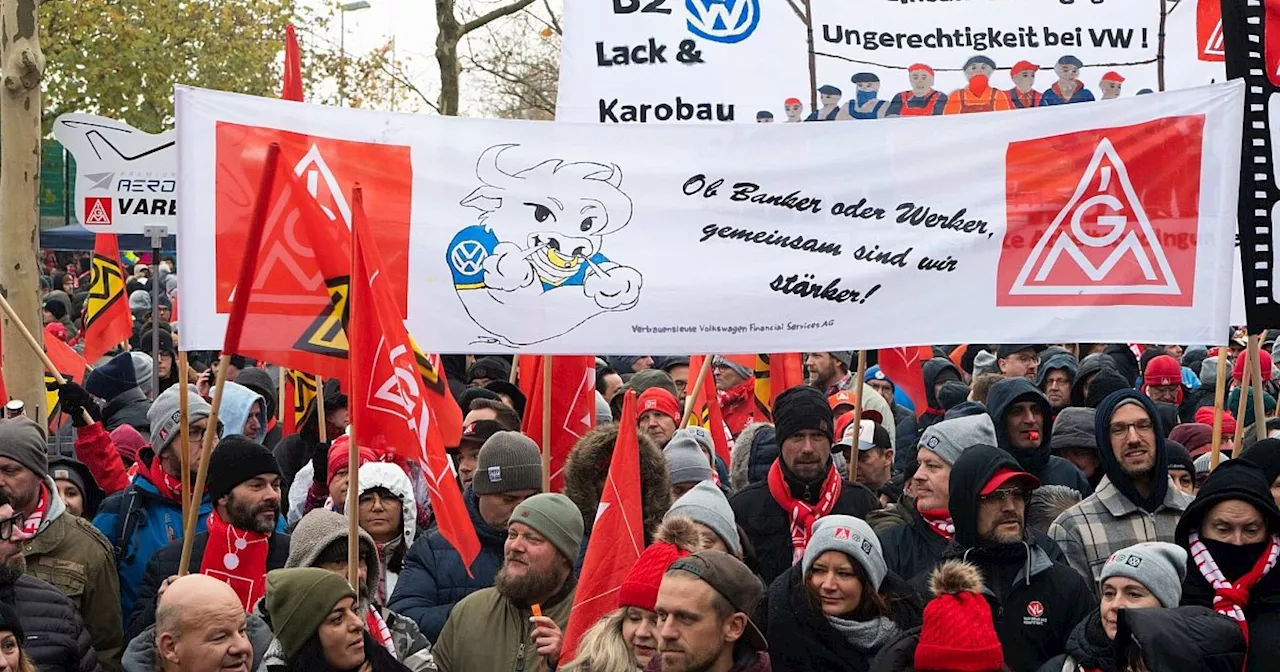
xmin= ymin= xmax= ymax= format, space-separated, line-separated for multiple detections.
xmin=0 ymin=259 xmax=1267 ymax=672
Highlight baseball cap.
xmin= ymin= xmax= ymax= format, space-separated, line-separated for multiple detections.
xmin=832 ymin=410 xmax=885 ymax=444
xmin=836 ymin=419 xmax=892 ymax=453
xmin=667 ymin=551 xmax=767 ymax=651
xmin=979 ymin=467 xmax=1041 ymax=496
xmin=996 ymin=344 xmax=1042 ymax=359
xmin=459 ymin=420 xmax=503 ymax=448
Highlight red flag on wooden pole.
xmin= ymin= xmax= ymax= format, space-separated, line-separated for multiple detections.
xmin=520 ymin=356 xmax=596 ymax=491
xmin=282 ymin=24 xmax=304 ymax=102
xmin=754 ymin=353 xmax=804 ymax=420
xmin=45 ymin=335 xmax=88 ymax=383
xmin=82 ymin=233 xmax=133 ymax=364
xmin=878 ymin=346 xmax=932 ymax=418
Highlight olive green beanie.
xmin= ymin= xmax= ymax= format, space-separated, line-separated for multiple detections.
xmin=265 ymin=568 xmax=357 ymax=658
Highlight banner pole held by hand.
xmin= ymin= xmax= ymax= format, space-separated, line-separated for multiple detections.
xmin=849 ymin=351 xmax=868 ymax=483
xmin=0 ymin=292 xmax=93 ymax=425
xmin=1210 ymin=346 xmax=1230 ymax=471
xmin=681 ymin=356 xmax=713 ymax=429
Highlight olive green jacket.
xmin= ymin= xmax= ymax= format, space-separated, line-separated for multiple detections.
xmin=433 ymin=578 xmax=575 ymax=672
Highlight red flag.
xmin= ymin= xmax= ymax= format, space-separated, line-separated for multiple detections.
xmin=515 ymin=354 xmax=540 ymax=405
xmin=347 ymin=187 xmax=476 ymax=568
xmin=754 ymin=353 xmax=804 ymax=420
xmin=520 ymin=356 xmax=596 ymax=491
xmin=46 ymin=336 xmax=88 ymax=383
xmin=878 ymin=346 xmax=932 ymax=417
xmin=561 ymin=389 xmax=644 ymax=663
xmin=82 ymin=233 xmax=134 ymax=363
xmin=282 ymin=370 xmax=317 ymax=435
xmin=282 ymin=24 xmax=304 ymax=102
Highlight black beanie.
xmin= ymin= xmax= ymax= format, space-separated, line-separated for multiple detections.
xmin=85 ymin=352 xmax=138 ymax=401
xmin=1242 ymin=438 xmax=1280 ymax=486
xmin=208 ymin=436 xmax=281 ymax=503
xmin=1084 ymin=369 xmax=1131 ymax=409
xmin=773 ymin=385 xmax=833 ymax=443
xmin=1165 ymin=440 xmax=1195 ymax=476
xmin=937 ymin=380 xmax=970 ymax=410
xmin=1176 ymin=459 xmax=1280 ymax=545
xmin=0 ymin=602 xmax=24 ymax=643
xmin=42 ymin=298 xmax=66 ymax=320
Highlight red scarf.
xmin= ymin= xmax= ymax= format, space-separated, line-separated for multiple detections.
xmin=198 ymin=510 xmax=271 ymax=611
xmin=918 ymin=507 xmax=955 ymax=541
xmin=148 ymin=457 xmax=186 ymax=503
xmin=766 ymin=460 xmax=842 ymax=563
xmin=20 ymin=486 xmax=49 ymax=537
xmin=365 ymin=607 xmax=396 ymax=658
xmin=1189 ymin=531 xmax=1280 ymax=643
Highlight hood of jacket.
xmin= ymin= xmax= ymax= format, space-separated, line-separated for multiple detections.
xmin=123 ymin=612 xmax=275 ymax=672
xmin=1093 ymin=389 xmax=1169 ymax=512
xmin=1103 ymin=344 xmax=1140 ymax=386
xmin=233 ymin=367 xmax=279 ymax=421
xmin=1036 ymin=352 xmax=1079 ymax=389
xmin=564 ymin=421 xmax=671 ymax=539
xmin=731 ymin=422 xmax=776 ymax=492
xmin=48 ymin=455 xmax=106 ymax=519
xmin=219 ymin=381 xmax=268 ymax=443
xmin=38 ymin=475 xmax=68 ymax=533
xmin=356 ymin=462 xmax=417 ymax=544
xmin=922 ymin=358 xmax=963 ymax=409
xmin=1116 ymin=606 xmax=1246 ymax=672
xmin=1071 ymin=353 xmax=1118 ymax=406
xmin=948 ymin=443 xmax=1026 ymax=549
xmin=985 ymin=377 xmax=1054 ymax=474
xmin=284 ymin=508 xmax=380 ymax=600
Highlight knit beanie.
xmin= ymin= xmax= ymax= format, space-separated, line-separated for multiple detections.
xmin=1050 ymin=407 xmax=1097 ymax=453
xmin=148 ymin=384 xmax=212 ymax=457
xmin=1170 ymin=422 xmax=1214 ymax=457
xmin=972 ymin=349 xmax=999 ymax=377
xmin=637 ymin=387 xmax=680 ymax=424
xmin=326 ymin=436 xmax=377 ymax=486
xmin=1200 ymin=356 xmax=1221 ymax=388
xmin=915 ymin=561 xmax=1004 ymax=671
xmin=129 ymin=289 xmax=151 ymax=311
xmin=465 ymin=357 xmax=511 ymax=384
xmin=937 ymin=380 xmax=970 ymax=411
xmin=1235 ymin=350 xmax=1276 ymax=383
xmin=619 ymin=517 xmax=700 ymax=611
xmin=628 ymin=369 xmax=679 ymax=398
xmin=472 ymin=431 xmax=543 ymax=495
xmin=110 ymin=424 xmax=147 ymax=465
xmin=129 ymin=352 xmax=154 ymax=392
xmin=265 ymin=568 xmax=357 ymax=658
xmin=0 ymin=602 xmax=24 ymax=643
xmin=1194 ymin=407 xmax=1236 ymax=440
xmin=828 ymin=351 xmax=854 ymax=370
xmin=509 ymin=493 xmax=584 ymax=561
xmin=918 ymin=414 xmax=997 ymax=466
xmin=1084 ymin=369 xmax=1132 ymax=409
xmin=1144 ymin=355 xmax=1183 ymax=387
xmin=714 ymin=355 xmax=756 ymax=381
xmin=1100 ymin=542 xmax=1188 ymax=608
xmin=0 ymin=417 xmax=48 ymax=480
xmin=773 ymin=385 xmax=834 ymax=443
xmin=1194 ymin=451 xmax=1229 ymax=476
xmin=1166 ymin=440 xmax=1195 ymax=476
xmin=663 ymin=433 xmax=713 ymax=485
xmin=801 ymin=515 xmax=887 ymax=591
xmin=85 ymin=352 xmax=138 ymax=402
xmin=664 ymin=481 xmax=740 ymax=553
xmin=42 ymin=297 xmax=67 ymax=320
xmin=207 ymin=436 xmax=281 ymax=503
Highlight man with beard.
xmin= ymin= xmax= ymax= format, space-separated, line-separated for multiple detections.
xmin=1175 ymin=460 xmax=1280 ymax=671
xmin=1049 ymin=390 xmax=1192 ymax=585
xmin=805 ymin=351 xmax=854 ymax=395
xmin=648 ymin=551 xmax=770 ymax=672
xmin=0 ymin=417 xmax=123 ymax=670
xmin=930 ymin=444 xmax=1092 ymax=671
xmin=730 ymin=385 xmax=880 ymax=585
xmin=127 ymin=437 xmax=289 ymax=640
xmin=986 ymin=378 xmax=1092 ymax=495
xmin=433 ymin=493 xmax=584 ymax=672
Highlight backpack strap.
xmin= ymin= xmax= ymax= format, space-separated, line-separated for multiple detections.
xmin=112 ymin=484 xmax=144 ymax=562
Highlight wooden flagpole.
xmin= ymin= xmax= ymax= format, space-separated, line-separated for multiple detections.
xmin=316 ymin=375 xmax=327 ymax=443
xmin=1233 ymin=339 xmax=1254 ymax=450
xmin=1210 ymin=347 xmax=1231 ymax=470
xmin=1250 ymin=334 xmax=1269 ymax=441
xmin=0 ymin=292 xmax=93 ymax=425
xmin=848 ymin=351 xmax=868 ymax=483
xmin=509 ymin=356 xmax=520 ymax=384
xmin=277 ymin=368 xmax=287 ymax=424
xmin=179 ymin=354 xmax=234 ymax=574
xmin=178 ymin=353 xmax=191 ymax=528
xmin=541 ymin=355 xmax=552 ymax=492
xmin=681 ymin=356 xmax=713 ymax=429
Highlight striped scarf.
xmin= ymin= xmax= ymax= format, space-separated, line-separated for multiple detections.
xmin=767 ymin=460 xmax=842 ymax=563
xmin=365 ymin=607 xmax=397 ymax=659
xmin=918 ymin=507 xmax=955 ymax=541
xmin=1189 ymin=531 xmax=1280 ymax=642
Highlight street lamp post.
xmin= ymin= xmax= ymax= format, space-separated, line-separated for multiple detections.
xmin=339 ymin=0 xmax=372 ymax=106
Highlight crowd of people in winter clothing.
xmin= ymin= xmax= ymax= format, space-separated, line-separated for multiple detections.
xmin=11 ymin=268 xmax=1280 ymax=672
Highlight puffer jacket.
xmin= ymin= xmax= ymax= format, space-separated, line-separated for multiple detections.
xmin=101 ymin=388 xmax=151 ymax=434
xmin=986 ymin=378 xmax=1093 ymax=496
xmin=0 ymin=564 xmax=100 ymax=672
xmin=564 ymin=422 xmax=671 ymax=541
xmin=357 ymin=461 xmax=418 ymax=604
xmin=93 ymin=453 xmax=213 ymax=619
xmin=123 ymin=612 xmax=274 ymax=672
xmin=731 ymin=423 xmax=777 ymax=492
xmin=389 ymin=487 xmax=507 ymax=641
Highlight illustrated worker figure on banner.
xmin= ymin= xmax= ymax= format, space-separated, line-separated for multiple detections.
xmin=944 ymin=56 xmax=1012 ymax=114
xmin=756 ymin=111 xmax=774 ymax=123
xmin=783 ymin=98 xmax=804 ymax=122
xmin=886 ymin=63 xmax=948 ymax=117
xmin=1099 ymin=71 xmax=1125 ymax=100
xmin=1041 ymin=55 xmax=1096 ymax=105
xmin=1008 ymin=60 xmax=1043 ymax=109
xmin=837 ymin=72 xmax=889 ymax=120
xmin=805 ymin=85 xmax=843 ymax=122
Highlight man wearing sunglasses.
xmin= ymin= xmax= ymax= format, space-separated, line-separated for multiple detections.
xmin=934 ymin=443 xmax=1092 ymax=672
xmin=1049 ymin=389 xmax=1193 ymax=588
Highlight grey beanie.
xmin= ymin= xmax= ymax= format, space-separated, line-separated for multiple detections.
xmin=147 ymin=384 xmax=212 ymax=456
xmin=1100 ymin=542 xmax=1188 ymax=608
xmin=472 ymin=431 xmax=543 ymax=495
xmin=0 ymin=417 xmax=49 ymax=480
xmin=1051 ymin=407 xmax=1097 ymax=453
xmin=802 ymin=515 xmax=888 ymax=591
xmin=829 ymin=351 xmax=854 ymax=369
xmin=918 ymin=414 xmax=997 ymax=466
xmin=129 ymin=352 xmax=154 ymax=392
xmin=1200 ymin=356 xmax=1220 ymax=388
xmin=973 ymin=349 xmax=999 ymax=376
xmin=714 ymin=355 xmax=754 ymax=380
xmin=510 ymin=493 xmax=584 ymax=562
xmin=1194 ymin=451 xmax=1228 ymax=475
xmin=664 ymin=433 xmax=713 ymax=485
xmin=594 ymin=391 xmax=613 ymax=425
xmin=679 ymin=426 xmax=715 ymax=455
xmin=665 ymin=481 xmax=740 ymax=554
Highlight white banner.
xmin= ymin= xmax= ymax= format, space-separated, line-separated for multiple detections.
xmin=556 ymin=0 xmax=1226 ymax=124
xmin=53 ymin=114 xmax=177 ymax=234
xmin=176 ymin=82 xmax=1242 ymax=355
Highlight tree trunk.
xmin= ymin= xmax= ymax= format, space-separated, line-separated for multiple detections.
xmin=0 ymin=0 xmax=46 ymax=422
xmin=436 ymin=0 xmax=462 ymax=116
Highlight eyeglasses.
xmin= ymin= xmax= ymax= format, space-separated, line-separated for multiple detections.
xmin=1109 ymin=420 xmax=1154 ymax=438
xmin=1006 ymin=353 xmax=1038 ymax=365
xmin=980 ymin=488 xmax=1027 ymax=504
xmin=0 ymin=512 xmax=25 ymax=541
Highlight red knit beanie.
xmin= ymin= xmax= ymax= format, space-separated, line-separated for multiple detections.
xmin=1194 ymin=407 xmax=1236 ymax=440
xmin=1143 ymin=354 xmax=1182 ymax=387
xmin=618 ymin=518 xmax=701 ymax=611
xmin=914 ymin=561 xmax=1004 ymax=672
xmin=638 ymin=387 xmax=681 ymax=424
xmin=1234 ymin=350 xmax=1275 ymax=383
xmin=328 ymin=435 xmax=378 ymax=485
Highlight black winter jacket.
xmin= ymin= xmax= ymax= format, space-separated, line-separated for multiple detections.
xmin=986 ymin=378 xmax=1093 ymax=496
xmin=102 ymin=388 xmax=151 ymax=434
xmin=272 ymin=378 xmax=345 ymax=492
xmin=1116 ymin=606 xmax=1246 ymax=672
xmin=126 ymin=530 xmax=291 ymax=640
xmin=730 ymin=458 xmax=880 ymax=585
xmin=764 ymin=563 xmax=922 ymax=672
xmin=0 ymin=565 xmax=101 ymax=672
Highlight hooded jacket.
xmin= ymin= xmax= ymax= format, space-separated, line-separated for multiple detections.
xmin=936 ymin=444 xmax=1094 ymax=672
xmin=1070 ymin=353 xmax=1117 ymax=408
xmin=0 ymin=563 xmax=100 ymax=672
xmin=234 ymin=367 xmax=283 ymax=450
xmin=918 ymin=359 xmax=963 ymax=436
xmin=986 ymin=378 xmax=1092 ymax=495
xmin=356 ymin=462 xmax=418 ymax=603
xmin=731 ymin=423 xmax=778 ymax=491
xmin=1115 ymin=606 xmax=1246 ymax=672
xmin=1102 ymin=344 xmax=1140 ymax=386
xmin=390 ymin=486 xmax=510 ymax=641
xmin=219 ymin=381 xmax=269 ymax=444
xmin=122 ymin=613 xmax=274 ymax=672
xmin=101 ymin=387 xmax=152 ymax=435
xmin=564 ymin=422 xmax=672 ymax=541
xmin=1037 ymin=352 xmax=1079 ymax=411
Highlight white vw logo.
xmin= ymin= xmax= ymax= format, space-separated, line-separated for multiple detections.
xmin=450 ymin=240 xmax=487 ymax=275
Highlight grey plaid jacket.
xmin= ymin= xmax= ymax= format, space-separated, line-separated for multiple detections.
xmin=1047 ymin=475 xmax=1193 ymax=587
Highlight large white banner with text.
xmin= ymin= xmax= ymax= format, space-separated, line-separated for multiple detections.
xmin=177 ymin=83 xmax=1242 ymax=355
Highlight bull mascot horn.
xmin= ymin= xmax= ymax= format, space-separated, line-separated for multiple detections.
xmin=475 ymin=144 xmax=521 ymax=186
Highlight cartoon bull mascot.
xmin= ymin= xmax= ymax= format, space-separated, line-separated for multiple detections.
xmin=447 ymin=144 xmax=643 ymax=346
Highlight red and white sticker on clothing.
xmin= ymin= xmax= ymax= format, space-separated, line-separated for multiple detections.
xmin=997 ymin=116 xmax=1205 ymax=307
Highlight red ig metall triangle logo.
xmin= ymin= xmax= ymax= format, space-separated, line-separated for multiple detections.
xmin=1197 ymin=0 xmax=1225 ymax=62
xmin=998 ymin=118 xmax=1203 ymax=307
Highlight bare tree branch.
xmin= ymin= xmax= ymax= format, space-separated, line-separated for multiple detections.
xmin=460 ymin=0 xmax=538 ymax=37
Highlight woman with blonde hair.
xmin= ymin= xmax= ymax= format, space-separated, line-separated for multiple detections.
xmin=0 ymin=603 xmax=37 ymax=672
xmin=562 ymin=517 xmax=700 ymax=672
